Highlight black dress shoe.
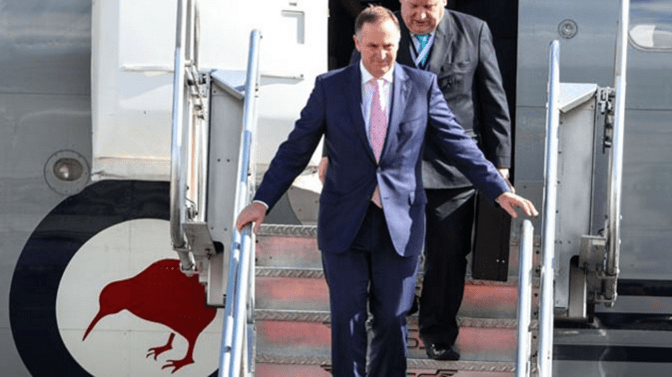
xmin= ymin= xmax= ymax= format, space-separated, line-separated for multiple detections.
xmin=425 ymin=343 xmax=460 ymax=361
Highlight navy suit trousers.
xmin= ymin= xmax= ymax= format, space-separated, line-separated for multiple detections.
xmin=322 ymin=203 xmax=420 ymax=377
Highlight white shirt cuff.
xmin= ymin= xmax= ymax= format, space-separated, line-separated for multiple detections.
xmin=253 ymin=200 xmax=269 ymax=210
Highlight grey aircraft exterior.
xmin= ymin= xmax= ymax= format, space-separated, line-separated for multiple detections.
xmin=1 ymin=0 xmax=672 ymax=376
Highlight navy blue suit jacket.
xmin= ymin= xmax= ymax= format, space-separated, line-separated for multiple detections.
xmin=253 ymin=64 xmax=509 ymax=257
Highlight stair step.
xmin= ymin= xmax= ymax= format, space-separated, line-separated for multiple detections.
xmin=255 ymin=267 xmax=329 ymax=311
xmin=256 ymin=225 xmax=321 ymax=269
xmin=254 ymin=310 xmax=519 ymax=363
xmin=255 ymin=353 xmax=515 ymax=377
xmin=256 ymin=267 xmax=520 ymax=318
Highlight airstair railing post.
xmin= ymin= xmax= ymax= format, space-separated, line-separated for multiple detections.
xmin=169 ymin=0 xmax=196 ymax=271
xmin=516 ymin=219 xmax=534 ymax=377
xmin=219 ymin=29 xmax=262 ymax=377
xmin=538 ymin=39 xmax=560 ymax=377
xmin=246 ymin=230 xmax=257 ymax=374
xmin=185 ymin=0 xmax=209 ymax=224
xmin=605 ymin=0 xmax=630 ymax=304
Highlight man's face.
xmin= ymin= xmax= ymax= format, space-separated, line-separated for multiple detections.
xmin=354 ymin=19 xmax=400 ymax=79
xmin=399 ymin=0 xmax=447 ymax=35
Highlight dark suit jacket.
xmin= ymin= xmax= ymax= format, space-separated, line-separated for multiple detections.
xmin=253 ymin=64 xmax=509 ymax=257
xmin=397 ymin=10 xmax=512 ymax=189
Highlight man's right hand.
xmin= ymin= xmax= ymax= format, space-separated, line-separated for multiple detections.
xmin=235 ymin=202 xmax=267 ymax=233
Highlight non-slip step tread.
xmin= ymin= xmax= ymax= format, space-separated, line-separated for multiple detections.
xmin=254 ymin=309 xmax=527 ymax=329
xmin=258 ymin=224 xmax=318 ymax=237
xmin=256 ymin=266 xmax=522 ymax=286
xmin=256 ymin=352 xmax=516 ymax=373
xmin=256 ymin=266 xmax=325 ymax=278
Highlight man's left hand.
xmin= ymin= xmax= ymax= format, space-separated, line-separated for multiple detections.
xmin=496 ymin=192 xmax=538 ymax=218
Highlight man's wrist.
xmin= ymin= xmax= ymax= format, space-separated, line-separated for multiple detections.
xmin=252 ymin=200 xmax=269 ymax=210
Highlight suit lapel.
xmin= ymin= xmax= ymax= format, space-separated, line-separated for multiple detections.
xmin=427 ymin=13 xmax=453 ymax=73
xmin=345 ymin=65 xmax=376 ymax=162
xmin=383 ymin=66 xmax=410 ymax=160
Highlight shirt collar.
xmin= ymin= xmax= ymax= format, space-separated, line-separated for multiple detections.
xmin=359 ymin=60 xmax=395 ymax=85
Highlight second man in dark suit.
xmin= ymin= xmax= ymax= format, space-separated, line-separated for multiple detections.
xmin=398 ymin=0 xmax=513 ymax=361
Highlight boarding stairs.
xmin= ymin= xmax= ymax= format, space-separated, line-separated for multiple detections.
xmin=166 ymin=0 xmax=538 ymax=373
xmin=166 ymin=7 xmax=540 ymax=373
xmin=252 ymin=222 xmax=536 ymax=376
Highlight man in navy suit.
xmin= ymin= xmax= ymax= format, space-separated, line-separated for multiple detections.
xmin=236 ymin=6 xmax=536 ymax=376
xmin=321 ymin=0 xmax=515 ymax=361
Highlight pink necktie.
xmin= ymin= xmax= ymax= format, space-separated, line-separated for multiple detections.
xmin=370 ymin=79 xmax=387 ymax=207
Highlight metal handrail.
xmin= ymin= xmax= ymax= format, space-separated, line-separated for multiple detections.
xmin=538 ymin=40 xmax=560 ymax=377
xmin=196 ymin=87 xmax=209 ymax=223
xmin=605 ymin=0 xmax=630 ymax=301
xmin=169 ymin=0 xmax=195 ymax=271
xmin=219 ymin=29 xmax=262 ymax=377
xmin=169 ymin=0 xmax=208 ymax=271
xmin=185 ymin=0 xmax=210 ymax=241
xmin=515 ymin=219 xmax=535 ymax=377
xmin=186 ymin=0 xmax=196 ymax=64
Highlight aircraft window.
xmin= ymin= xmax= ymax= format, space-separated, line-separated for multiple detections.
xmin=629 ymin=0 xmax=672 ymax=51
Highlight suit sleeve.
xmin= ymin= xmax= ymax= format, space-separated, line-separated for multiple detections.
xmin=475 ymin=22 xmax=511 ymax=169
xmin=427 ymin=74 xmax=510 ymax=202
xmin=253 ymin=77 xmax=327 ymax=210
